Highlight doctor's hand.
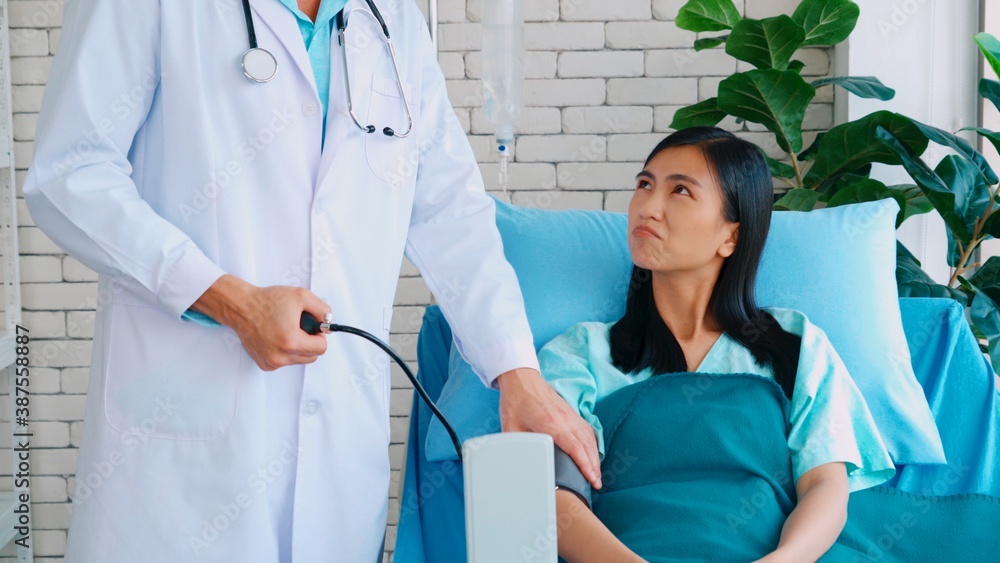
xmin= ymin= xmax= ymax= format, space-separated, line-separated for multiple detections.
xmin=192 ymin=274 xmax=331 ymax=371
xmin=496 ymin=368 xmax=602 ymax=490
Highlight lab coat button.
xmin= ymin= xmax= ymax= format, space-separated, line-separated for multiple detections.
xmin=302 ymin=102 xmax=319 ymax=116
xmin=302 ymin=400 xmax=319 ymax=416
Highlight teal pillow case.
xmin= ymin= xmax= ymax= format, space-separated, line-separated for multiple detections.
xmin=425 ymin=197 xmax=945 ymax=467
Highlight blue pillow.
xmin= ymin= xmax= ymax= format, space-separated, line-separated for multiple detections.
xmin=426 ymin=199 xmax=633 ymax=460
xmin=426 ymin=197 xmax=945 ymax=467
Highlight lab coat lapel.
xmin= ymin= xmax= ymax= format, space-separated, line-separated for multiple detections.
xmin=249 ymin=0 xmax=320 ymax=97
xmin=316 ymin=0 xmax=387 ymax=189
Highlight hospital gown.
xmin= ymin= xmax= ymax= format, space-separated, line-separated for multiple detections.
xmin=538 ymin=307 xmax=896 ymax=492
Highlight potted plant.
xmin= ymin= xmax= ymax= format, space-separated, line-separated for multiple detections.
xmin=670 ymin=0 xmax=1000 ymax=369
xmin=878 ymin=33 xmax=1000 ymax=370
xmin=670 ymin=0 xmax=927 ymax=223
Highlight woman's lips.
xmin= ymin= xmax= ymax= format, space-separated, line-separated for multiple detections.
xmin=633 ymin=225 xmax=660 ymax=239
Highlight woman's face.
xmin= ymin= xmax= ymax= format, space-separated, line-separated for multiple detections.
xmin=627 ymin=145 xmax=740 ymax=274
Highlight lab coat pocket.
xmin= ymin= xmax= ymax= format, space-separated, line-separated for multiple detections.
xmin=365 ymin=74 xmax=417 ymax=187
xmin=103 ymin=301 xmax=240 ymax=440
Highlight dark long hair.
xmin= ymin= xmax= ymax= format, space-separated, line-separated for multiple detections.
xmin=609 ymin=127 xmax=801 ymax=399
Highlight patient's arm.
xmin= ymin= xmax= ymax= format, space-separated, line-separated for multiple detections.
xmin=556 ymin=489 xmax=647 ymax=563
xmin=754 ymin=461 xmax=849 ymax=563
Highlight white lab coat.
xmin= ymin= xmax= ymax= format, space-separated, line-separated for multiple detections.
xmin=22 ymin=0 xmax=538 ymax=561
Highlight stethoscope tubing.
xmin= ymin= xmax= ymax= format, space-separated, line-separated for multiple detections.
xmin=300 ymin=312 xmax=464 ymax=461
xmin=241 ymin=0 xmax=259 ymax=49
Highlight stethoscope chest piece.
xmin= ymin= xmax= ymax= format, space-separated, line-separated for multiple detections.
xmin=242 ymin=47 xmax=277 ymax=83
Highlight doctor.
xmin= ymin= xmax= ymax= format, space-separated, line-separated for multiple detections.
xmin=22 ymin=0 xmax=601 ymax=561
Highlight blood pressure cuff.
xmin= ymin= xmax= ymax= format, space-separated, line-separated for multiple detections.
xmin=554 ymin=446 xmax=592 ymax=509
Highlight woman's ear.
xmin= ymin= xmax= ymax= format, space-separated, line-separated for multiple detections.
xmin=719 ymin=224 xmax=739 ymax=258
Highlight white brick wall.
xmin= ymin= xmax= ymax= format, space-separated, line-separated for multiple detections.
xmin=1 ymin=0 xmax=833 ymax=561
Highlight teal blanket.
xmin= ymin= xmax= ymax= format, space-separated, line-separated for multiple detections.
xmin=592 ymin=373 xmax=1000 ymax=562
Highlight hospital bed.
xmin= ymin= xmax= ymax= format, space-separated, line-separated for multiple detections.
xmin=393 ymin=198 xmax=1000 ymax=562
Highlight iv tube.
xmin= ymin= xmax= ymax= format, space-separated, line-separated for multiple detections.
xmin=481 ymin=0 xmax=524 ymax=201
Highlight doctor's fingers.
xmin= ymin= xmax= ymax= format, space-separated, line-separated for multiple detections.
xmin=291 ymin=332 xmax=329 ymax=357
xmin=558 ymin=418 xmax=603 ymax=490
xmin=270 ymin=327 xmax=328 ymax=360
xmin=296 ymin=288 xmax=333 ymax=326
xmin=247 ymin=346 xmax=325 ymax=371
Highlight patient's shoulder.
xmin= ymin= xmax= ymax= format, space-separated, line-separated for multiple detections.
xmin=545 ymin=321 xmax=612 ymax=348
xmin=540 ymin=321 xmax=615 ymax=362
xmin=760 ymin=306 xmax=815 ymax=336
xmin=760 ymin=306 xmax=839 ymax=359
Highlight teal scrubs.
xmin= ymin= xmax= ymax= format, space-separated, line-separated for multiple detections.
xmin=537 ymin=306 xmax=896 ymax=493
xmin=276 ymin=0 xmax=349 ymax=146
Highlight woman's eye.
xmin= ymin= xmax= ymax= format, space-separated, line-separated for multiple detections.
xmin=674 ymin=185 xmax=691 ymax=195
xmin=637 ymin=180 xmax=651 ymax=190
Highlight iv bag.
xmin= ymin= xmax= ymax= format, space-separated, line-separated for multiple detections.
xmin=481 ymin=0 xmax=524 ymax=149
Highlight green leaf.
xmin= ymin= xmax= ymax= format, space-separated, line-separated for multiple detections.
xmin=980 ymin=78 xmax=1000 ymax=113
xmin=694 ymin=36 xmax=728 ymax=51
xmin=717 ymin=69 xmax=816 ymax=153
xmin=975 ymin=32 xmax=1000 ymax=79
xmin=973 ymin=327 xmax=989 ymax=350
xmin=792 ymin=0 xmax=860 ymax=46
xmin=766 ymin=156 xmax=797 ymax=180
xmin=676 ymin=0 xmax=742 ymax=32
xmin=957 ymin=275 xmax=977 ymax=295
xmin=669 ymin=98 xmax=727 ymax=129
xmin=825 ymin=178 xmax=908 ymax=227
xmin=984 ymin=209 xmax=1000 ymax=240
xmin=896 ymin=241 xmax=970 ymax=305
xmin=946 ymin=228 xmax=965 ymax=269
xmin=802 ymin=111 xmax=928 ymax=191
xmin=798 ymin=131 xmax=824 ymax=161
xmin=810 ymin=76 xmax=895 ymax=101
xmin=889 ymin=184 xmax=934 ymax=225
xmin=963 ymin=127 xmax=1000 ymax=158
xmin=819 ymin=172 xmax=867 ymax=202
xmin=773 ymin=189 xmax=821 ymax=211
xmin=897 ymin=240 xmax=921 ymax=267
xmin=899 ymin=279 xmax=971 ymax=304
xmin=875 ymin=126 xmax=973 ymax=241
xmin=787 ymin=60 xmax=806 ymax=73
xmin=725 ymin=16 xmax=805 ymax=70
xmin=829 ymin=183 xmax=893 ymax=209
xmin=909 ymin=120 xmax=998 ymax=185
xmin=934 ymin=154 xmax=992 ymax=236
xmin=970 ymin=256 xmax=1000 ymax=306
xmin=970 ymin=290 xmax=1000 ymax=372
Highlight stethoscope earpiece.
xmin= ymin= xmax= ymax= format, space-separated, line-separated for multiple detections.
xmin=338 ymin=2 xmax=413 ymax=139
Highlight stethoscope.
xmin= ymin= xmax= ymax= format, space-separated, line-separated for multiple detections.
xmin=240 ymin=0 xmax=413 ymax=138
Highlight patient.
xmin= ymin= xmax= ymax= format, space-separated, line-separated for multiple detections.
xmin=539 ymin=127 xmax=896 ymax=562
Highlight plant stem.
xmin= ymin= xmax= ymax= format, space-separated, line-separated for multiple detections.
xmin=788 ymin=151 xmax=804 ymax=189
xmin=950 ymin=240 xmax=974 ymax=287
xmin=950 ymin=182 xmax=1000 ymax=287
xmin=951 ymin=234 xmax=987 ymax=287
xmin=778 ymin=177 xmax=797 ymax=189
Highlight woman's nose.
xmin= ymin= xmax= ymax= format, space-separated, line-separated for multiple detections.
xmin=639 ymin=196 xmax=665 ymax=220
